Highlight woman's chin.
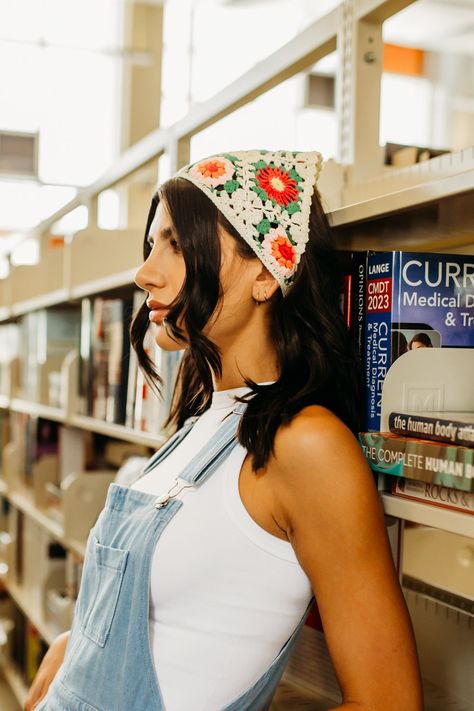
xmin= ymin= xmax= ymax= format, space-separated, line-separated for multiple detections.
xmin=152 ymin=322 xmax=185 ymax=351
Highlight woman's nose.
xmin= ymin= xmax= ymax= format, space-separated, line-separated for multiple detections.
xmin=134 ymin=257 xmax=165 ymax=293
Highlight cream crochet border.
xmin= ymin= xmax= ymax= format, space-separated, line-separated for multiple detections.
xmin=177 ymin=150 xmax=323 ymax=296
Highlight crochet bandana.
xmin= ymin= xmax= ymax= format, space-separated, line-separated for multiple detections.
xmin=175 ymin=149 xmax=323 ymax=295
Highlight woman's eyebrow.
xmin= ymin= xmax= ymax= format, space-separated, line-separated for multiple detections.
xmin=147 ymin=226 xmax=174 ymax=243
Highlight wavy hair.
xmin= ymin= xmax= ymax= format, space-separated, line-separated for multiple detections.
xmin=130 ymin=177 xmax=364 ymax=473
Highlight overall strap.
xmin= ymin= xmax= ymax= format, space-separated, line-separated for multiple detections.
xmin=178 ymin=401 xmax=247 ymax=487
xmin=141 ymin=413 xmax=200 ymax=476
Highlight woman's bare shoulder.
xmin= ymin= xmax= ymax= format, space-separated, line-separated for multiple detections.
xmin=270 ymin=404 xmax=368 ymax=491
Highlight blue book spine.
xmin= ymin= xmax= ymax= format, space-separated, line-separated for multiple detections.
xmin=364 ymin=252 xmax=396 ymax=431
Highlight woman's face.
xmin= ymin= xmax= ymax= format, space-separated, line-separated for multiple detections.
xmin=411 ymin=341 xmax=425 ymax=349
xmin=134 ymin=200 xmax=272 ymax=352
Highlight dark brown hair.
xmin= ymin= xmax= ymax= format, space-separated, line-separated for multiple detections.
xmin=130 ymin=177 xmax=364 ymax=472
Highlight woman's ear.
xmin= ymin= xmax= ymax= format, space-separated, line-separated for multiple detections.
xmin=251 ymin=265 xmax=280 ymax=303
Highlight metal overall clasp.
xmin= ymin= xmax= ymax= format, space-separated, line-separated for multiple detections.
xmin=154 ymin=478 xmax=194 ymax=508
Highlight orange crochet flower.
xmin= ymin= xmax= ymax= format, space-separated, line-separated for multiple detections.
xmin=190 ymin=156 xmax=235 ymax=188
xmin=256 ymin=166 xmax=299 ymax=207
xmin=262 ymin=227 xmax=297 ymax=277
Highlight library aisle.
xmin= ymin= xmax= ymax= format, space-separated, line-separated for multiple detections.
xmin=0 ymin=1 xmax=473 ymax=710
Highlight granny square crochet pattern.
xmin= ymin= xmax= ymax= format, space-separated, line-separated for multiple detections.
xmin=175 ymin=149 xmax=323 ymax=295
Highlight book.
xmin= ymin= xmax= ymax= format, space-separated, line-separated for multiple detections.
xmin=358 ymin=431 xmax=474 ymax=492
xmin=389 ymin=411 xmax=474 ymax=448
xmin=19 ymin=308 xmax=80 ymax=404
xmin=125 ymin=290 xmax=144 ymax=428
xmin=0 ymin=322 xmax=19 ymax=396
xmin=363 ymin=251 xmax=474 ymax=431
xmin=91 ymin=297 xmax=108 ymax=420
xmin=104 ymin=298 xmax=133 ymax=425
xmin=88 ymin=297 xmax=133 ymax=424
xmin=391 ymin=477 xmax=474 ymax=515
xmin=133 ymin=328 xmax=165 ymax=433
xmin=24 ymin=417 xmax=59 ymax=482
xmin=78 ymin=297 xmax=93 ymax=416
xmin=350 ymin=251 xmax=372 ymax=361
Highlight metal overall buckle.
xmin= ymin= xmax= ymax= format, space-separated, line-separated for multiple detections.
xmin=154 ymin=478 xmax=194 ymax=509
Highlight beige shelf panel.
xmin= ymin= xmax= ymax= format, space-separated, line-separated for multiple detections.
xmin=0 ymin=395 xmax=10 ymax=410
xmin=382 ymin=494 xmax=474 ymax=539
xmin=67 ymin=228 xmax=142 ymax=291
xmin=6 ymin=487 xmax=85 ymax=559
xmin=9 ymin=247 xmax=66 ymax=313
xmin=3 ymin=577 xmax=56 ymax=646
xmin=9 ymin=399 xmax=66 ymax=423
xmin=11 ymin=289 xmax=69 ymax=318
xmin=330 ymin=165 xmax=474 ymax=227
xmin=69 ymin=267 xmax=139 ymax=300
xmin=69 ymin=413 xmax=166 ymax=449
xmin=337 ymin=146 xmax=474 ymax=207
xmin=2 ymin=658 xmax=29 ymax=708
xmin=0 ymin=277 xmax=11 ymax=314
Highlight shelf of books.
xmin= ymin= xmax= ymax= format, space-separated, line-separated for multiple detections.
xmin=0 ymin=174 xmax=473 ymax=708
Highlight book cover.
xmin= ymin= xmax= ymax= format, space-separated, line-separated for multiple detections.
xmin=364 ymin=251 xmax=474 ymax=431
xmin=389 ymin=411 xmax=474 ymax=448
xmin=125 ymin=290 xmax=144 ymax=428
xmin=19 ymin=312 xmax=40 ymax=401
xmin=392 ymin=477 xmax=474 ymax=515
xmin=358 ymin=431 xmax=474 ymax=492
xmin=335 ymin=251 xmax=353 ymax=330
xmin=91 ymin=298 xmax=108 ymax=420
xmin=350 ymin=250 xmax=371 ymax=360
xmin=24 ymin=416 xmax=59 ymax=482
xmin=78 ymin=297 xmax=93 ymax=416
xmin=104 ymin=298 xmax=133 ymax=425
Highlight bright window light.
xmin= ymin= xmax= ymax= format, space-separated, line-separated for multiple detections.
xmin=0 ymin=181 xmax=76 ymax=231
xmin=51 ymin=206 xmax=88 ymax=235
xmin=0 ymin=258 xmax=9 ymax=279
xmin=98 ymin=189 xmax=121 ymax=230
xmin=11 ymin=237 xmax=40 ymax=266
xmin=380 ymin=73 xmax=432 ymax=147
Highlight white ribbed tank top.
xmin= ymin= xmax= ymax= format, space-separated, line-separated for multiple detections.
xmin=130 ymin=384 xmax=312 ymax=711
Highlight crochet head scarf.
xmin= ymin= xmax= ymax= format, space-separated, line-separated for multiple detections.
xmin=175 ymin=149 xmax=323 ymax=295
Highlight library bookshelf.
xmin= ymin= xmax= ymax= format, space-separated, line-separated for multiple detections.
xmin=0 ymin=164 xmax=471 ymax=709
xmin=0 ymin=160 xmax=473 ymax=709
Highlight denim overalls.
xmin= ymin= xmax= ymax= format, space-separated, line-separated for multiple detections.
xmin=36 ymin=402 xmax=313 ymax=711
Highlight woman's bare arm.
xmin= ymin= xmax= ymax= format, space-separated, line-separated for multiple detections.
xmin=271 ymin=406 xmax=423 ymax=711
xmin=25 ymin=630 xmax=70 ymax=711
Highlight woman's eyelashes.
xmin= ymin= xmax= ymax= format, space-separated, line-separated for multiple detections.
xmin=147 ymin=235 xmax=181 ymax=254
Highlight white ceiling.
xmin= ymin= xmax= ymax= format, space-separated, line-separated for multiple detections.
xmin=384 ymin=0 xmax=474 ymax=55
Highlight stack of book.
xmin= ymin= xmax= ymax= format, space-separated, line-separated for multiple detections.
xmin=340 ymin=250 xmax=474 ymax=431
xmin=0 ymin=322 xmax=19 ymax=397
xmin=19 ymin=308 xmax=81 ymax=405
xmin=78 ymin=291 xmax=183 ymax=433
xmin=78 ymin=295 xmax=133 ymax=425
xmin=359 ymin=410 xmax=474 ymax=515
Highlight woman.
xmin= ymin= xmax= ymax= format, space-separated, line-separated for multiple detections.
xmin=409 ymin=332 xmax=434 ymax=349
xmin=26 ymin=150 xmax=423 ymax=711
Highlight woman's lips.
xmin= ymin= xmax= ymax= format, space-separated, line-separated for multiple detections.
xmin=149 ymin=308 xmax=169 ymax=323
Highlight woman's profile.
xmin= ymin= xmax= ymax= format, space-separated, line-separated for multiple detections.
xmin=26 ymin=150 xmax=423 ymax=711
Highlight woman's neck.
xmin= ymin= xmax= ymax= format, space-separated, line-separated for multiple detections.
xmin=211 ymin=331 xmax=279 ymax=391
